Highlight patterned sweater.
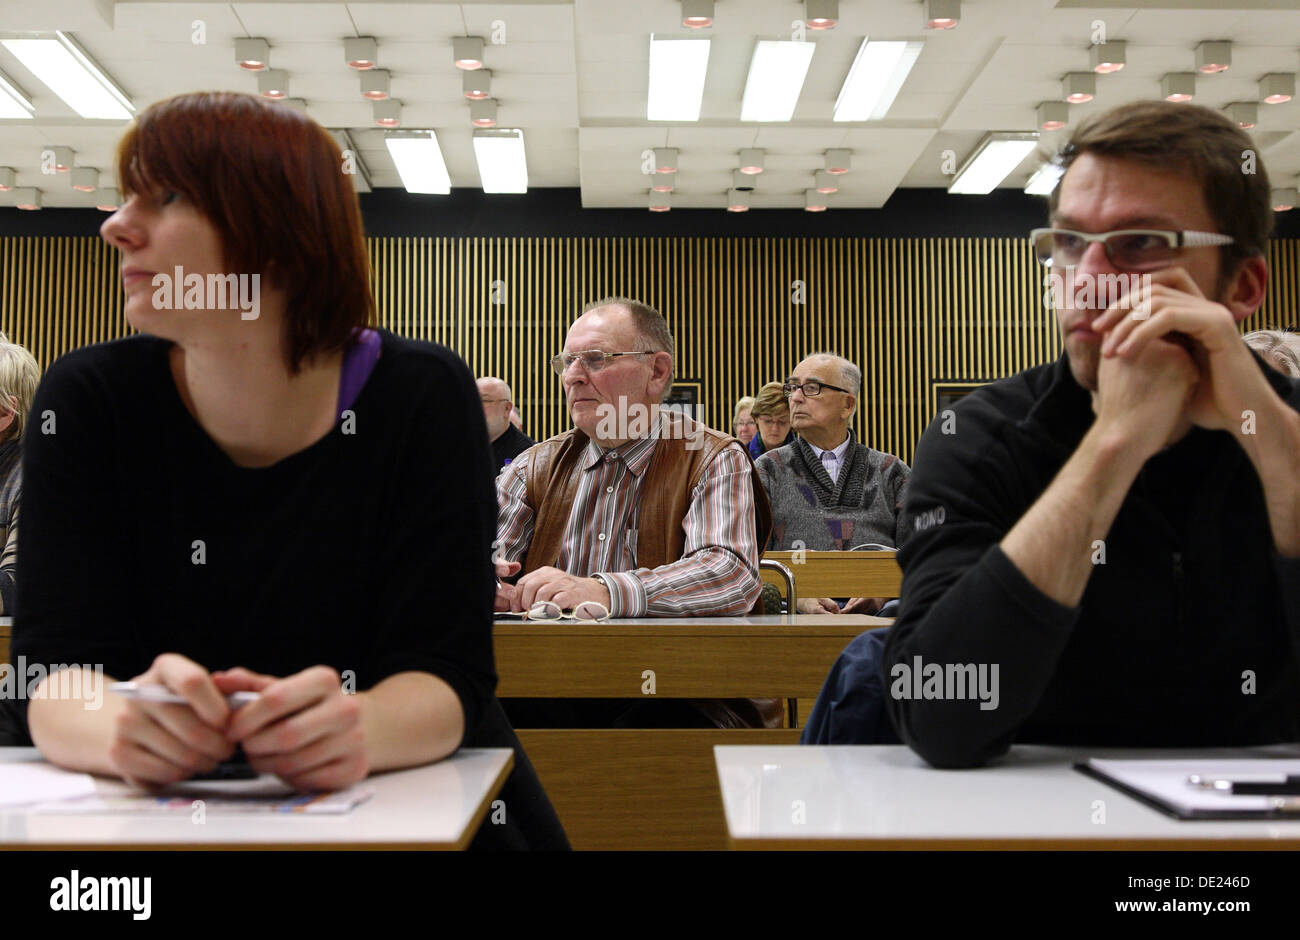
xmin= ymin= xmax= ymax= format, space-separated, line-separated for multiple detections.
xmin=755 ymin=430 xmax=910 ymax=551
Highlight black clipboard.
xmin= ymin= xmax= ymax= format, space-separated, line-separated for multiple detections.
xmin=1075 ymin=762 xmax=1300 ymax=820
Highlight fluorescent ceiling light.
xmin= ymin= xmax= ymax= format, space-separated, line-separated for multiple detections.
xmin=473 ymin=128 xmax=527 ymax=194
xmin=384 ymin=130 xmax=450 ymax=194
xmin=741 ymin=40 xmax=816 ymax=122
xmin=648 ymin=35 xmax=710 ymax=121
xmin=1 ymin=32 xmax=134 ymax=120
xmin=949 ymin=132 xmax=1038 ymax=195
xmin=0 ymin=71 xmax=34 ymax=118
xmin=834 ymin=39 xmax=923 ymax=122
xmin=1024 ymin=161 xmax=1064 ymax=196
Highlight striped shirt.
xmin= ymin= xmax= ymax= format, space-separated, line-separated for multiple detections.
xmin=495 ymin=418 xmax=761 ymax=617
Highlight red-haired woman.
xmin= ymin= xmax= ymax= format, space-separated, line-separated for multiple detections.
xmin=12 ymin=92 xmax=566 ymax=849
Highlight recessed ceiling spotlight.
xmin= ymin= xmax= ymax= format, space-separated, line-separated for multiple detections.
xmin=453 ymin=37 xmax=485 ymax=70
xmin=731 ymin=169 xmax=755 ymax=192
xmin=805 ymin=0 xmax=837 ymax=29
xmin=814 ymin=170 xmax=839 ymax=194
xmin=738 ymin=148 xmax=764 ymax=174
xmin=0 ymin=167 xmax=14 ymax=190
xmin=1090 ymin=40 xmax=1125 ymax=74
xmin=824 ymin=148 xmax=851 ymax=174
xmin=924 ymin=0 xmax=960 ymax=30
xmin=726 ymin=188 xmax=750 ymax=212
xmin=681 ymin=0 xmax=713 ymax=28
xmin=235 ymin=38 xmax=269 ymax=71
xmin=258 ymin=69 xmax=289 ymax=99
xmin=1037 ymin=101 xmax=1068 ymax=131
xmin=1260 ymin=73 xmax=1295 ymax=105
xmin=1195 ymin=41 xmax=1231 ymax=74
xmin=95 ymin=186 xmax=119 ymax=211
xmin=463 ymin=69 xmax=492 ymax=100
xmin=71 ymin=167 xmax=97 ymax=192
xmin=649 ymin=191 xmax=672 ymax=212
xmin=1062 ymin=72 xmax=1095 ymax=104
xmin=804 ymin=188 xmax=828 ymax=212
xmin=1271 ymin=187 xmax=1297 ymax=211
xmin=1224 ymin=101 xmax=1257 ymax=129
xmin=654 ymin=148 xmax=679 ymax=174
xmin=47 ymin=146 xmax=74 ymax=172
xmin=471 ymin=98 xmax=498 ymax=127
xmin=1161 ymin=72 xmax=1195 ymax=102
xmin=13 ymin=187 xmax=40 ymax=210
xmin=360 ymin=69 xmax=390 ymax=100
xmin=345 ymin=37 xmax=378 ymax=70
xmin=651 ymin=175 xmax=675 ymax=193
xmin=373 ymin=99 xmax=401 ymax=127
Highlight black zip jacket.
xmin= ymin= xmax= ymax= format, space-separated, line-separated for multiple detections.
xmin=885 ymin=352 xmax=1300 ymax=768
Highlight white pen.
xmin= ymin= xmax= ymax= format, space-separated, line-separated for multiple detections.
xmin=109 ymin=681 xmax=259 ymax=709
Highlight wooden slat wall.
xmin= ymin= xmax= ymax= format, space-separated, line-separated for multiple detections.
xmin=2 ymin=236 xmax=1297 ymax=464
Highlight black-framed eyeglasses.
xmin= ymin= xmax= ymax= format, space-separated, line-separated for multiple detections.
xmin=783 ymin=380 xmax=852 ymax=398
xmin=549 ymin=350 xmax=654 ymax=376
xmin=1030 ymin=227 xmax=1234 ymax=272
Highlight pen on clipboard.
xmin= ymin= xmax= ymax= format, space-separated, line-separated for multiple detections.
xmin=109 ymin=681 xmax=259 ymax=709
xmin=1186 ymin=774 xmax=1300 ymax=796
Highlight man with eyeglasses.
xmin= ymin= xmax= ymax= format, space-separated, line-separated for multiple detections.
xmin=492 ymin=296 xmax=775 ymax=728
xmin=754 ymin=353 xmax=910 ymax=615
xmin=477 ymin=376 xmax=533 ymax=475
xmin=885 ymin=100 xmax=1300 ymax=767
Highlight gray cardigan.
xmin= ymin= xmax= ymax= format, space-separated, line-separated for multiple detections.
xmin=755 ymin=430 xmax=910 ymax=551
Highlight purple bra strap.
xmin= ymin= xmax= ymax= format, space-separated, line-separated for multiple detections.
xmin=337 ymin=328 xmax=381 ymax=419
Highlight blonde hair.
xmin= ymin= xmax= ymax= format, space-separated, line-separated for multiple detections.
xmin=1244 ymin=330 xmax=1300 ymax=378
xmin=0 ymin=337 xmax=41 ymax=442
xmin=732 ymin=395 xmax=756 ymax=426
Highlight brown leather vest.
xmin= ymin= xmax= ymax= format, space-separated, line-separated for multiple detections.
xmin=521 ymin=409 xmax=772 ymax=598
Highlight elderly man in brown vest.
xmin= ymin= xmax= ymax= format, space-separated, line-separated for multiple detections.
xmin=493 ymin=296 xmax=774 ymax=728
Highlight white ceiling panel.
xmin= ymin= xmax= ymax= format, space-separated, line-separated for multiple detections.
xmin=1 ymin=0 xmax=1298 ymax=209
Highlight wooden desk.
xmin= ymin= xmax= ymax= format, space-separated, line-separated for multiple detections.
xmin=495 ymin=614 xmax=883 ymax=850
xmin=0 ymin=746 xmax=513 ymax=851
xmin=715 ymin=744 xmax=1300 ymax=850
xmin=761 ymin=551 xmax=903 ymax=599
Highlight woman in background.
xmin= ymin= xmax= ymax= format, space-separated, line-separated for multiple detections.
xmin=747 ymin=381 xmax=795 ymax=459
xmin=732 ymin=395 xmax=757 ymax=447
xmin=15 ymin=91 xmax=565 ymax=849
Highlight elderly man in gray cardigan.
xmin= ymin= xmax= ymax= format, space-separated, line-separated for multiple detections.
xmin=754 ymin=353 xmax=910 ymax=615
